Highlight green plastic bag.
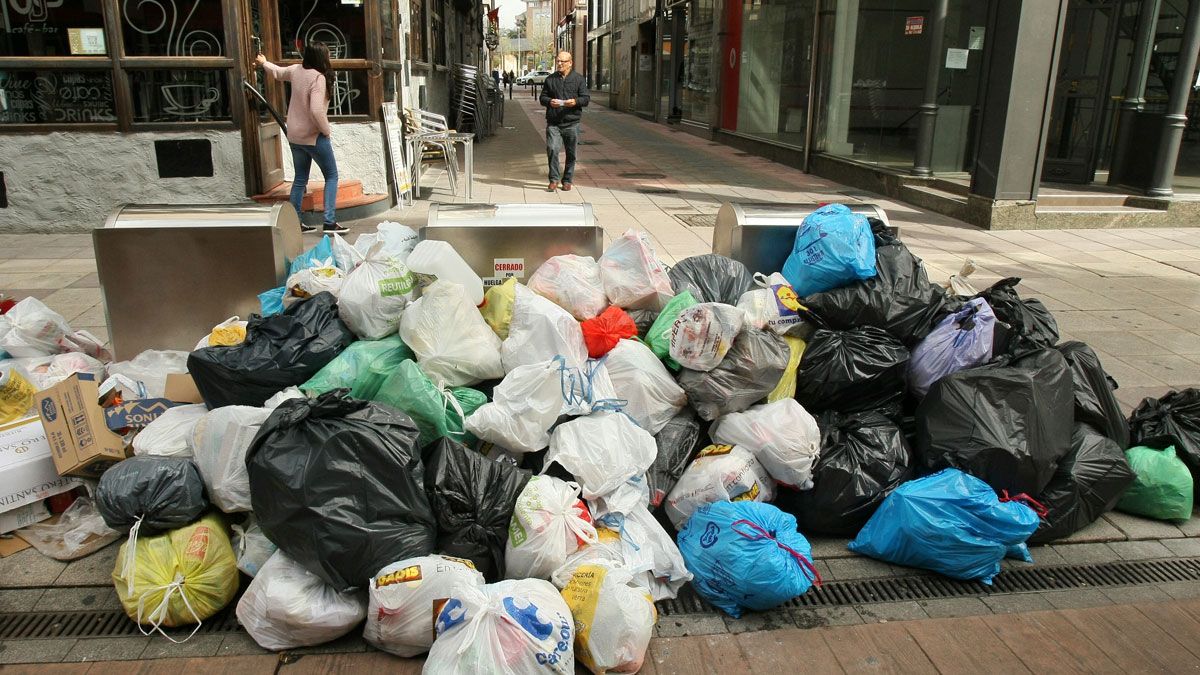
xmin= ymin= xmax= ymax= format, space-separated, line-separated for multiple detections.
xmin=646 ymin=290 xmax=697 ymax=370
xmin=375 ymin=360 xmax=487 ymax=447
xmin=1117 ymin=444 xmax=1194 ymax=521
xmin=300 ymin=335 xmax=412 ymax=396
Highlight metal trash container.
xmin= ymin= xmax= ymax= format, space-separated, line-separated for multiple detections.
xmin=712 ymin=202 xmax=892 ymax=275
xmin=94 ymin=204 xmax=303 ymax=360
xmin=421 ymin=204 xmax=602 ymax=286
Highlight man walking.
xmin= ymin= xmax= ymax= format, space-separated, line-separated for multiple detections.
xmin=539 ymin=51 xmax=589 ymax=191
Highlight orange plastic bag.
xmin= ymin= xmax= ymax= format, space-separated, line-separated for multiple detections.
xmin=580 ymin=306 xmax=637 ymax=359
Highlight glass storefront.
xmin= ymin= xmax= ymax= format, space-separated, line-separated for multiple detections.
xmin=680 ymin=0 xmax=714 ymax=123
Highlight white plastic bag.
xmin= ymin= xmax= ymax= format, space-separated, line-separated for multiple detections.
xmin=59 ymin=330 xmax=113 ymax=363
xmin=555 ymin=356 xmax=619 ymax=417
xmin=528 ymin=254 xmax=609 ymax=321
xmin=558 ymin=560 xmax=655 ymax=675
xmin=425 ymin=578 xmax=575 ymax=675
xmin=191 ymin=405 xmax=272 ymax=512
xmin=131 ymin=403 xmax=208 ymax=458
xmin=544 ymin=412 xmax=658 ymax=500
xmin=106 ymin=350 xmax=189 ymax=399
xmin=17 ymin=497 xmax=121 ymax=561
xmin=669 ymin=303 xmax=745 ymax=372
xmin=0 ymin=297 xmax=71 ymax=358
xmin=664 ymin=444 xmax=775 ymax=529
xmin=709 ymin=399 xmax=821 ymax=489
xmin=16 ymin=352 xmax=106 ymax=390
xmin=589 ymin=506 xmax=691 ymax=601
xmin=502 ymin=284 xmax=588 ymax=373
xmin=359 ymin=221 xmax=420 ymax=263
xmin=230 ymin=516 xmax=277 ymax=577
xmin=192 ymin=317 xmax=249 ymax=350
xmin=945 ymin=259 xmax=979 ymax=296
xmin=466 ymin=361 xmax=563 ymax=454
xmin=264 ymin=386 xmax=306 ymax=409
xmin=286 ymin=258 xmax=345 ymax=299
xmin=399 ymin=280 xmax=504 ymax=386
xmin=331 ymin=233 xmax=363 ymax=272
xmin=605 ymin=340 xmax=686 ymax=435
xmin=364 ymin=555 xmax=486 ymax=657
xmin=236 ymin=550 xmax=367 ymax=651
xmin=337 ymin=242 xmax=417 ymax=340
xmin=736 ymin=273 xmax=807 ymax=335
xmin=506 ymin=476 xmax=598 ymax=580
xmin=599 ymin=229 xmax=675 ymax=311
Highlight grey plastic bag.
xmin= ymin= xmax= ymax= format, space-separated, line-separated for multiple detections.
xmin=96 ymin=456 xmax=209 ymax=532
xmin=677 ymin=327 xmax=790 ymax=421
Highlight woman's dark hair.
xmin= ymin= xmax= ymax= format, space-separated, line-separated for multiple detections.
xmin=302 ymin=43 xmax=333 ymax=102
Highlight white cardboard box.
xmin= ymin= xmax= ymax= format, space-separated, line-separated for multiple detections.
xmin=0 ymin=500 xmax=51 ymax=534
xmin=0 ymin=416 xmax=85 ymax=518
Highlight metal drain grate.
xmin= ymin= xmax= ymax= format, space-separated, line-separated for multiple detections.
xmin=637 ymin=187 xmax=679 ymax=195
xmin=619 ymin=172 xmax=668 ymax=179
xmin=656 ymin=557 xmax=1200 ymax=616
xmin=676 ymin=213 xmax=718 ymax=228
xmin=0 ymin=603 xmax=243 ymax=641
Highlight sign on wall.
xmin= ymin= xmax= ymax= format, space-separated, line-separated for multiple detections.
xmin=381 ymin=102 xmax=414 ymax=207
xmin=904 ymin=16 xmax=924 ymax=36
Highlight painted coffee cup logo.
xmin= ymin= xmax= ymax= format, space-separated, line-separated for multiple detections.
xmin=160 ymin=84 xmax=220 ymax=115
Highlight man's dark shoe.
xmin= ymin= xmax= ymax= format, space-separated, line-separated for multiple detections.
xmin=547 ymin=181 xmax=558 ymax=192
xmin=561 ymin=182 xmax=572 ymax=191
xmin=301 ymin=223 xmax=319 ymax=233
xmin=323 ymin=222 xmax=349 ymax=234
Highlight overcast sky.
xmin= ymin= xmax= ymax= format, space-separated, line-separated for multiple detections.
xmin=494 ymin=0 xmax=528 ymax=29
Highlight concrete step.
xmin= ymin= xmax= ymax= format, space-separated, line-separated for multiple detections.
xmin=929 ymin=178 xmax=970 ymax=196
xmin=252 ymin=179 xmax=364 ymax=211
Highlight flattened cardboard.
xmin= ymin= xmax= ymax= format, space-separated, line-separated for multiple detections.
xmin=164 ymin=373 xmax=205 ymax=404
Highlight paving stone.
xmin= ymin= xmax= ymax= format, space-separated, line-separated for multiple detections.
xmin=1025 ymin=546 xmax=1068 ymax=567
xmin=1162 ymin=538 xmax=1200 ymax=557
xmin=1107 ymin=540 xmax=1176 ymax=561
xmin=722 ymin=610 xmax=797 ymax=634
xmin=36 ymin=587 xmax=122 ymax=612
xmin=55 ymin=543 xmax=120 ymax=586
xmin=1042 ymin=589 xmax=1114 ymax=610
xmin=288 ymin=631 xmax=370 ymax=655
xmin=1056 ymin=515 xmax=1127 ymax=543
xmin=1177 ymin=511 xmax=1200 ymax=537
xmin=980 ymin=593 xmax=1055 ymax=614
xmin=789 ymin=606 xmax=863 ymax=629
xmin=916 ymin=597 xmax=992 ymax=618
xmin=1101 ymin=585 xmax=1175 ymax=605
xmin=654 ymin=614 xmax=727 ymax=637
xmin=0 ymin=589 xmax=43 ymax=612
xmin=854 ymin=601 xmax=928 ymax=623
xmin=825 ymin=557 xmax=895 ymax=581
xmin=0 ymin=549 xmax=66 ymax=588
xmin=1051 ymin=543 xmax=1121 ymax=565
xmin=139 ymin=634 xmax=224 ymax=660
xmin=0 ymin=639 xmax=77 ymax=664
xmin=808 ymin=537 xmax=854 ymax=560
xmin=1099 ymin=509 xmax=1185 ymax=535
xmin=62 ymin=637 xmax=149 ymax=662
xmin=217 ymin=632 xmax=273 ymax=657
xmin=1158 ymin=581 xmax=1200 ymax=600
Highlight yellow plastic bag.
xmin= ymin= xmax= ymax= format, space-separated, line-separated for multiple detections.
xmin=113 ymin=514 xmax=238 ymax=640
xmin=767 ymin=336 xmax=806 ymax=403
xmin=209 ymin=323 xmax=247 ymax=346
xmin=479 ymin=277 xmax=518 ymax=339
xmin=0 ymin=367 xmax=35 ymax=424
xmin=561 ymin=562 xmax=656 ymax=674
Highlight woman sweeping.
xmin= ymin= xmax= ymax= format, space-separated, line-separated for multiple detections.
xmin=256 ymin=44 xmax=348 ymax=234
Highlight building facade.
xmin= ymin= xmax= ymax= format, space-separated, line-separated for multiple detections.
xmin=606 ymin=0 xmax=1200 ymax=228
xmin=553 ymin=0 xmax=586 ymax=73
xmin=1 ymin=0 xmax=488 ymax=231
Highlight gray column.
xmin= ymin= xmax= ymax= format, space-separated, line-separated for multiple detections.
xmin=912 ymin=0 xmax=949 ymax=177
xmin=970 ymin=0 xmax=1069 ymax=202
xmin=1147 ymin=0 xmax=1200 ymax=197
xmin=1109 ymin=0 xmax=1161 ymax=187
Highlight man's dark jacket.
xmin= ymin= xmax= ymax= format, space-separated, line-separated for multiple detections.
xmin=539 ymin=71 xmax=590 ymax=126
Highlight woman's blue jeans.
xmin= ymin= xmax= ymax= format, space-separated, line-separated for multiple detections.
xmin=289 ymin=134 xmax=338 ymax=225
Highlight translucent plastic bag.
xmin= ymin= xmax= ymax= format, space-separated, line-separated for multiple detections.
xmin=132 ymin=404 xmax=208 ymax=458
xmin=709 ymin=398 xmax=821 ymax=489
xmin=945 ymin=259 xmax=979 ymax=296
xmin=664 ymin=444 xmax=775 ymax=529
xmin=599 ymin=229 xmax=674 ymax=311
xmin=0 ymin=297 xmax=71 ymax=358
xmin=481 ymin=277 xmax=518 ymax=339
xmin=230 ymin=515 xmax=277 ymax=577
xmin=646 ymin=290 xmax=697 ymax=368
xmin=337 ymin=242 xmax=417 ymax=340
xmin=1116 ymin=444 xmax=1194 ymax=521
xmin=528 ymin=254 xmax=609 ymax=320
xmin=580 ymin=306 xmax=637 ymax=358
xmin=374 ymin=360 xmax=487 ymax=446
xmin=559 ymin=561 xmax=655 ymax=674
xmin=909 ymin=297 xmax=996 ymax=397
xmin=107 ymin=350 xmax=190 ymax=399
xmin=502 ymin=284 xmax=588 ymax=372
xmin=236 ymin=550 xmax=367 ymax=651
xmin=14 ymin=352 xmax=106 ymax=390
xmin=736 ymin=273 xmax=810 ymax=336
xmin=286 ymin=258 xmax=345 ymax=299
xmin=17 ymin=496 xmax=121 ymax=561
xmin=400 ymin=280 xmax=504 ymax=386
xmin=668 ymin=254 xmax=754 ymax=305
xmin=782 ymin=203 xmax=877 ymax=297
xmin=605 ymin=339 xmax=686 ymax=435
xmin=766 ymin=335 xmax=805 ymax=402
xmin=192 ymin=405 xmax=272 ymax=512
xmin=668 ymin=303 xmax=745 ymax=372
xmin=300 ymin=334 xmax=413 ymax=396
xmin=649 ymin=409 xmax=704 ymax=508
xmin=193 ymin=317 xmax=249 ymax=350
xmin=677 ymin=327 xmax=790 ymax=422
xmin=0 ymin=364 xmax=35 ymax=424
xmin=426 ymin=579 xmax=575 ymax=675
xmin=359 ymin=221 xmax=420 ymax=262
xmin=466 ymin=361 xmax=563 ymax=454
xmin=544 ymin=412 xmax=658 ymax=500
xmin=588 ymin=506 xmax=692 ymax=601
xmin=505 ymin=476 xmax=598 ymax=580
xmin=363 ymin=555 xmax=485 ymax=657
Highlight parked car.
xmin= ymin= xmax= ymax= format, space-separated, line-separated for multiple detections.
xmin=516 ymin=70 xmax=552 ymax=85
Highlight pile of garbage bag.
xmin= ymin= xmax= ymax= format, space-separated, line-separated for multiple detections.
xmin=12 ymin=204 xmax=1181 ymax=669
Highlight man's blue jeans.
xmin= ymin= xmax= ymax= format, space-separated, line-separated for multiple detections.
xmin=290 ymin=134 xmax=338 ymax=225
xmin=546 ymin=122 xmax=579 ymax=184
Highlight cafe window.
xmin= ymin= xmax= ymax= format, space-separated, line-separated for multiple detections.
xmin=1 ymin=0 xmax=107 ymax=57
xmin=282 ymin=69 xmax=368 ymax=115
xmin=278 ymin=0 xmax=366 ymax=59
xmin=0 ymin=69 xmax=116 ymax=123
xmin=128 ymin=69 xmax=230 ymax=121
xmin=121 ymin=0 xmax=225 ymax=56
xmin=431 ymin=1 xmax=445 ymax=65
xmin=409 ymin=0 xmax=427 ymax=61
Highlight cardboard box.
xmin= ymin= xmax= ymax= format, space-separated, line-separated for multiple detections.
xmin=35 ymin=374 xmax=128 ymax=478
xmin=103 ymin=398 xmax=182 ymax=432
xmin=0 ymin=416 xmax=87 ymax=512
xmin=164 ymin=373 xmax=205 ymax=404
xmin=0 ymin=500 xmax=51 ymax=535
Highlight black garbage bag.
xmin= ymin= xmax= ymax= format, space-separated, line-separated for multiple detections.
xmin=775 ymin=411 xmax=914 ymax=536
xmin=1029 ymin=423 xmax=1135 ymax=544
xmin=188 ymin=292 xmax=356 ymax=408
xmin=1057 ymin=341 xmax=1130 ymax=449
xmin=627 ymin=308 xmax=661 ymax=340
xmin=668 ymin=254 xmax=755 ymax=305
xmin=802 ymin=224 xmax=953 ymax=345
xmin=677 ymin=327 xmax=790 ymax=421
xmin=96 ymin=456 xmax=208 ymax=532
xmin=974 ymin=278 xmax=1059 ymax=354
xmin=1129 ymin=388 xmax=1200 ymax=481
xmin=648 ymin=408 xmax=707 ymax=508
xmin=424 ymin=437 xmax=531 ymax=582
xmin=916 ymin=348 xmax=1074 ymax=495
xmin=794 ymin=326 xmax=909 ymax=416
xmin=246 ymin=389 xmax=435 ymax=592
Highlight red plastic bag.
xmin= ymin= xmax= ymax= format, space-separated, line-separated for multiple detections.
xmin=581 ymin=306 xmax=638 ymax=358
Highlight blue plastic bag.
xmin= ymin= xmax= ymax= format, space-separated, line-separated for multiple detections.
xmin=848 ymin=468 xmax=1042 ymax=584
xmin=288 ymin=235 xmax=333 ymax=276
xmin=781 ymin=204 xmax=877 ymax=297
xmin=908 ymin=298 xmax=996 ymax=397
xmin=677 ymin=501 xmax=821 ymax=618
xmin=258 ymin=286 xmax=286 ymax=316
